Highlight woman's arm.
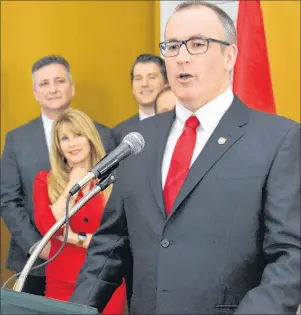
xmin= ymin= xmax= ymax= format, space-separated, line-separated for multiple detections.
xmin=50 ymin=192 xmax=76 ymax=221
xmin=51 ymin=166 xmax=88 ymax=221
xmin=57 ymin=228 xmax=93 ymax=249
xmin=33 ymin=171 xmax=64 ymax=237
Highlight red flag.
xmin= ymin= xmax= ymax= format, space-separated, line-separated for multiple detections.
xmin=233 ymin=0 xmax=276 ymax=114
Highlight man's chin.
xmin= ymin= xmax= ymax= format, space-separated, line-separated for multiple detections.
xmin=177 ymin=95 xmax=201 ymax=110
xmin=43 ymin=103 xmax=70 ymax=111
xmin=140 ymin=101 xmax=155 ymax=108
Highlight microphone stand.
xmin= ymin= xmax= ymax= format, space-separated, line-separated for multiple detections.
xmin=12 ymin=173 xmax=116 ymax=292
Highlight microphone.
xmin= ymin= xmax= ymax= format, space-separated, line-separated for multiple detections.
xmin=69 ymin=132 xmax=145 ymax=196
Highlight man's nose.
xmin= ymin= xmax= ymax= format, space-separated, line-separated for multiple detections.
xmin=176 ymin=44 xmax=191 ymax=64
xmin=141 ymin=77 xmax=149 ymax=86
xmin=49 ymin=82 xmax=58 ymax=93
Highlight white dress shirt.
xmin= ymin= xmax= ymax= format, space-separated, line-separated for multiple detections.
xmin=41 ymin=113 xmax=53 ymax=151
xmin=139 ymin=110 xmax=154 ymax=121
xmin=162 ymin=88 xmax=234 ymax=187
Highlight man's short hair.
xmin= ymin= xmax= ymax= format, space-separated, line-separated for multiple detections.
xmin=173 ymin=1 xmax=237 ymax=45
xmin=32 ymin=55 xmax=70 ymax=74
xmin=32 ymin=55 xmax=72 ymax=84
xmin=130 ymin=53 xmax=168 ymax=83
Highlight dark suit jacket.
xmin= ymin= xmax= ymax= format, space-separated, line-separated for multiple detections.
xmin=70 ymin=97 xmax=300 ymax=314
xmin=0 ymin=117 xmax=116 ymax=276
xmin=112 ymin=114 xmax=140 ymax=145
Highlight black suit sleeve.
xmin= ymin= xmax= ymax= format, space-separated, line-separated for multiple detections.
xmin=111 ymin=115 xmax=140 ymax=145
xmin=94 ymin=123 xmax=117 ymax=153
xmin=0 ymin=132 xmax=42 ymax=253
xmin=111 ymin=125 xmax=123 ymax=146
xmin=69 ymin=170 xmax=132 ymax=311
xmin=235 ymin=124 xmax=301 ymax=314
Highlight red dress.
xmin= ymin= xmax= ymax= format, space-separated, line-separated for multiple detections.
xmin=33 ymin=171 xmax=126 ymax=314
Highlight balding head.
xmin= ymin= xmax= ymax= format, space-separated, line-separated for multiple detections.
xmin=162 ymin=1 xmax=238 ymax=111
xmin=168 ymin=1 xmax=237 ymax=46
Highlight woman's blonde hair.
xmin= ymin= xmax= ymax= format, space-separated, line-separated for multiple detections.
xmin=48 ymin=109 xmax=112 ymax=203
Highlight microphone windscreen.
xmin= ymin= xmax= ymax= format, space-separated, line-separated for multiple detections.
xmin=122 ymin=132 xmax=145 ymax=155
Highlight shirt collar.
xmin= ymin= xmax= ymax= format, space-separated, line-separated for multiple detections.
xmin=175 ymin=88 xmax=234 ymax=132
xmin=41 ymin=112 xmax=53 ymax=129
xmin=139 ymin=110 xmax=155 ymax=121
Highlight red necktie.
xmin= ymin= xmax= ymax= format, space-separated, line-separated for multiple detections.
xmin=163 ymin=116 xmax=200 ymax=215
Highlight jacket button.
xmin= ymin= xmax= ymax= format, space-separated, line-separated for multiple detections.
xmin=161 ymin=239 xmax=170 ymax=248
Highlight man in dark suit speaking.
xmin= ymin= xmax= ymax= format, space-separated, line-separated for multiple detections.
xmin=70 ymin=2 xmax=300 ymax=314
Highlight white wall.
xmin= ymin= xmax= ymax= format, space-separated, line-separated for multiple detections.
xmin=160 ymin=0 xmax=239 ymax=42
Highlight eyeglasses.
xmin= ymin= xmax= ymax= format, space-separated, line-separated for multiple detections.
xmin=159 ymin=37 xmax=230 ymax=57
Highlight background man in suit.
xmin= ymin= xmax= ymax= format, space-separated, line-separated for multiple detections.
xmin=112 ymin=53 xmax=168 ymax=144
xmin=70 ymin=2 xmax=300 ymax=314
xmin=0 ymin=55 xmax=115 ymax=296
xmin=154 ymin=86 xmax=177 ymax=114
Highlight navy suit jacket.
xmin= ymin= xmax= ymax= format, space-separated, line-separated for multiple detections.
xmin=70 ymin=97 xmax=300 ymax=314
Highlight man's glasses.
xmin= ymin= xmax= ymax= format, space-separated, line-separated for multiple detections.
xmin=159 ymin=37 xmax=230 ymax=57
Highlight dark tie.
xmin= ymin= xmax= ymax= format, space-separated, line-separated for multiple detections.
xmin=163 ymin=115 xmax=200 ymax=215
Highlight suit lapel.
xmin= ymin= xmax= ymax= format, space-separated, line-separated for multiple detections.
xmin=148 ymin=110 xmax=176 ymax=218
xmin=169 ymin=97 xmax=250 ymax=217
xmin=31 ymin=117 xmax=50 ymax=169
xmin=133 ymin=114 xmax=140 ymax=124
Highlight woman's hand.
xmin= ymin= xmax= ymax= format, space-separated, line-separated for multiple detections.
xmin=39 ymin=241 xmax=51 ymax=260
xmin=51 ymin=166 xmax=89 ymax=222
xmin=64 ymin=166 xmax=89 ymax=201
xmin=56 ymin=227 xmax=78 ymax=245
xmin=57 ymin=227 xmax=93 ymax=249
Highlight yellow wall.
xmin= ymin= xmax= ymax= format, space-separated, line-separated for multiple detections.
xmin=262 ymin=0 xmax=300 ymax=122
xmin=1 ymin=0 xmax=156 ymax=285
xmin=1 ymin=0 xmax=300 ymax=287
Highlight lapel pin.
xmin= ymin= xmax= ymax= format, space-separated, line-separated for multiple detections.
xmin=218 ymin=137 xmax=227 ymax=145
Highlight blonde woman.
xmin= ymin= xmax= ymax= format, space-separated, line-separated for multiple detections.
xmin=33 ymin=109 xmax=126 ymax=314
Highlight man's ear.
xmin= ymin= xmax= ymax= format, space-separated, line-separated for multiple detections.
xmin=71 ymin=84 xmax=75 ymax=97
xmin=224 ymin=44 xmax=238 ymax=72
xmin=33 ymin=89 xmax=39 ymax=102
